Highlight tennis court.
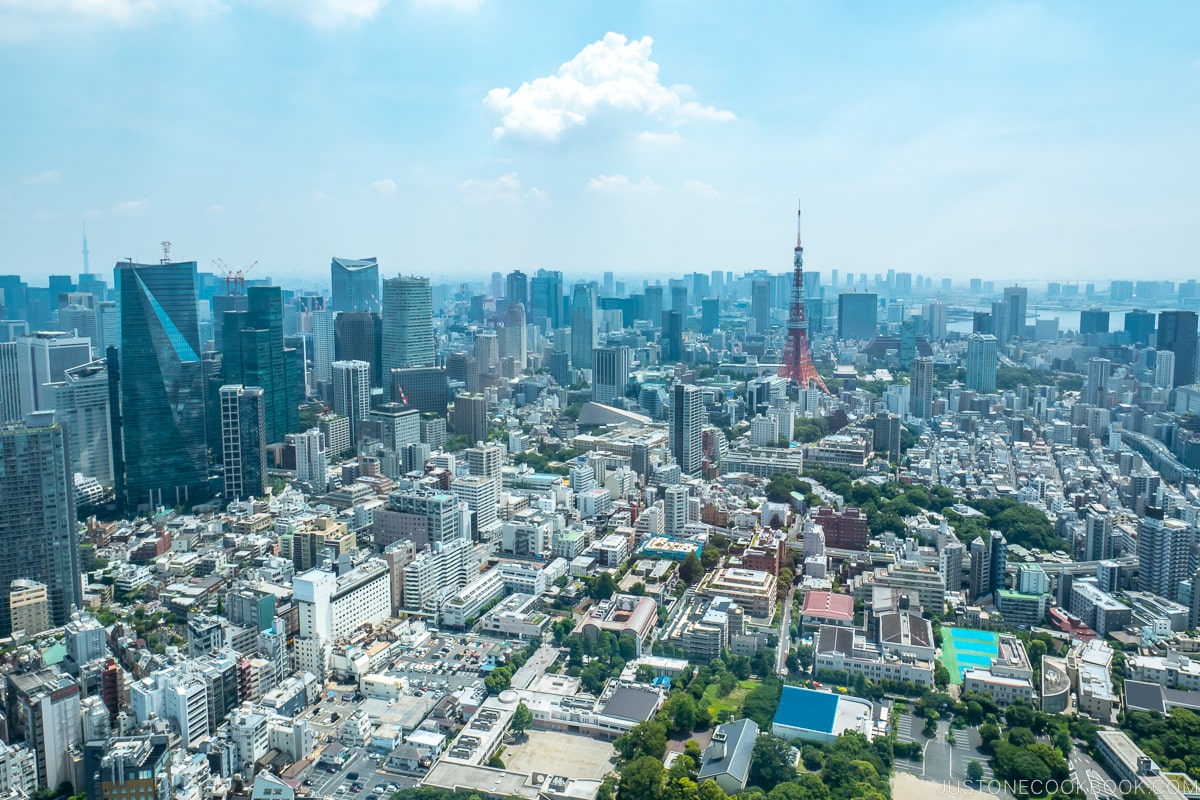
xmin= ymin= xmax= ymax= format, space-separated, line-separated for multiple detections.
xmin=939 ymin=626 xmax=1000 ymax=684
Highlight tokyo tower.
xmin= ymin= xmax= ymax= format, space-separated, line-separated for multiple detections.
xmin=777 ymin=203 xmax=829 ymax=393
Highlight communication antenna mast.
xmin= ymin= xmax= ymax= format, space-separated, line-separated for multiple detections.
xmin=160 ymin=240 xmax=172 ymax=264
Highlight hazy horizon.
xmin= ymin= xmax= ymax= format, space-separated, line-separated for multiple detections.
xmin=2 ymin=1 xmax=1197 ymax=286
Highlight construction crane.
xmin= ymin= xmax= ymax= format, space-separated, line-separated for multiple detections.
xmin=213 ymin=258 xmax=259 ymax=294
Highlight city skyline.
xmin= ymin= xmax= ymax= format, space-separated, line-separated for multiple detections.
xmin=2 ymin=2 xmax=1198 ymax=284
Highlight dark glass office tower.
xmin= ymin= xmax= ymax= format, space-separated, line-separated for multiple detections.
xmin=331 ymin=257 xmax=380 ymax=313
xmin=529 ymin=269 xmax=563 ymax=329
xmin=222 ymin=286 xmax=300 ymax=444
xmin=0 ymin=412 xmax=79 ymax=637
xmin=115 ymin=261 xmax=208 ymax=510
xmin=1158 ymin=310 xmax=1198 ymax=387
xmin=335 ymin=311 xmax=383 ymax=387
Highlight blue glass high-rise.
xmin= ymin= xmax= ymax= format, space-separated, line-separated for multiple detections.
xmin=115 ymin=261 xmax=209 ymax=510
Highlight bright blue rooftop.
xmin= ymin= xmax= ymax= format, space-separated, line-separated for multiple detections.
xmin=773 ymin=686 xmax=839 ymax=734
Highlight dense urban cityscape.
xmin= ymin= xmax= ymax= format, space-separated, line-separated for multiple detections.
xmin=3 ymin=2 xmax=1198 ymax=800
xmin=0 ymin=211 xmax=1196 ymax=800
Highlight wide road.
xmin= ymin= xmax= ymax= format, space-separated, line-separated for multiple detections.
xmin=777 ymin=583 xmax=796 ymax=676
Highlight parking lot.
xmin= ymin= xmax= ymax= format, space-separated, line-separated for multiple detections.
xmin=308 ymin=744 xmax=418 ymax=798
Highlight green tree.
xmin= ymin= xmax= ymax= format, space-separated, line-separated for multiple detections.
xmin=615 ymin=720 xmax=668 ymax=761
xmin=680 ymin=552 xmax=703 ymax=585
xmin=664 ymin=692 xmax=699 ymax=735
xmin=636 ymin=664 xmax=658 ymax=684
xmin=749 ymin=734 xmax=797 ymax=791
xmin=590 ymin=572 xmax=618 ymax=601
xmin=619 ymin=756 xmax=666 ymax=800
xmin=934 ymin=660 xmax=950 ymax=689
xmin=510 ymin=702 xmax=533 ymax=735
xmin=967 ymin=760 xmax=984 ymax=783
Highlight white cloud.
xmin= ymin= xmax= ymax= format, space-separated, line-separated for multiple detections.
xmin=458 ymin=172 xmax=546 ymax=204
xmin=252 ymin=0 xmax=388 ymax=29
xmin=484 ymin=32 xmax=734 ymax=142
xmin=311 ymin=189 xmax=329 ymax=201
xmin=0 ymin=0 xmax=223 ymax=40
xmin=20 ymin=169 xmax=61 ymax=186
xmin=112 ymin=198 xmax=149 ymax=214
xmin=206 ymin=204 xmax=225 ymax=214
xmin=637 ymin=131 xmax=682 ymax=146
xmin=586 ymin=174 xmax=662 ymax=194
xmin=682 ymin=180 xmax=719 ymax=199
xmin=411 ymin=0 xmax=480 ymax=10
xmin=369 ymin=178 xmax=397 ymax=195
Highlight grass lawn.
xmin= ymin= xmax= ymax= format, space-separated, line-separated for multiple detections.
xmin=700 ymin=678 xmax=761 ymax=720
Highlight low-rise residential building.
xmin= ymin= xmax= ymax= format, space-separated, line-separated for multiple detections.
xmin=800 ymin=591 xmax=855 ymax=634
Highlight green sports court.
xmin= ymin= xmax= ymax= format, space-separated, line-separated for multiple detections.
xmin=939 ymin=626 xmax=1000 ymax=684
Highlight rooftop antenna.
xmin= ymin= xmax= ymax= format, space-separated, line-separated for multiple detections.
xmin=82 ymin=224 xmax=91 ymax=276
xmin=160 ymin=240 xmax=172 ymax=264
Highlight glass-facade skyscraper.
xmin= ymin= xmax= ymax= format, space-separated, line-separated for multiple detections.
xmin=330 ymin=257 xmax=379 ymax=313
xmin=382 ymin=276 xmax=435 ymax=374
xmin=966 ymin=333 xmax=998 ymax=393
xmin=221 ymin=286 xmax=301 ymax=444
xmin=0 ymin=411 xmax=80 ymax=637
xmin=115 ymin=261 xmax=208 ymax=510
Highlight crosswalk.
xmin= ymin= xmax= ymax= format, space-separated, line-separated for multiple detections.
xmin=950 ymin=733 xmax=993 ymax=781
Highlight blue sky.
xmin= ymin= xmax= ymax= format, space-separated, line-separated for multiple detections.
xmin=0 ymin=1 xmax=1197 ymax=289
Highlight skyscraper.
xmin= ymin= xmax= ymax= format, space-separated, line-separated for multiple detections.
xmin=570 ymin=282 xmax=597 ymax=369
xmin=382 ymin=276 xmax=435 ymax=373
xmin=662 ymin=310 xmax=683 ymax=362
xmin=643 ymin=286 xmax=664 ymax=327
xmin=330 ymin=257 xmax=379 ymax=313
xmin=965 ymin=333 xmax=998 ymax=392
xmin=592 ymin=346 xmax=632 ymax=404
xmin=1084 ymin=357 xmax=1111 ymax=406
xmin=1157 ymin=310 xmax=1198 ymax=388
xmin=451 ymin=393 xmax=488 ymax=446
xmin=1002 ymin=286 xmax=1028 ymax=341
xmin=221 ymin=286 xmax=300 ymax=445
xmin=52 ymin=360 xmax=113 ymax=483
xmin=669 ymin=383 xmax=704 ymax=477
xmin=701 ymin=297 xmax=720 ymax=334
xmin=311 ymin=308 xmax=336 ymax=388
xmin=0 ymin=343 xmax=21 ymax=424
xmin=1124 ymin=309 xmax=1156 ymax=346
xmin=1137 ymin=506 xmax=1192 ymax=598
xmin=924 ymin=300 xmax=947 ymax=340
xmin=288 ymin=428 xmax=327 ymax=488
xmin=529 ymin=269 xmax=563 ymax=330
xmin=505 ymin=270 xmax=528 ymax=307
xmin=501 ymin=301 xmax=527 ymax=370
xmin=837 ymin=293 xmax=878 ymax=340
xmin=219 ymin=385 xmax=267 ymax=499
xmin=331 ymin=360 xmax=371 ymax=445
xmin=335 ymin=311 xmax=383 ymax=387
xmin=909 ymin=357 xmax=934 ymax=419
xmin=115 ymin=260 xmax=208 ymax=509
xmin=391 ymin=366 xmax=449 ymax=415
xmin=751 ymin=279 xmax=771 ymax=333
xmin=1154 ymin=350 xmax=1176 ymax=391
xmin=0 ymin=412 xmax=79 ymax=637
xmin=15 ymin=330 xmax=92 ymax=415
xmin=1079 ymin=308 xmax=1110 ymax=336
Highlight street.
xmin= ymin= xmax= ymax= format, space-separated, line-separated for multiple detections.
xmin=777 ymin=583 xmax=796 ymax=675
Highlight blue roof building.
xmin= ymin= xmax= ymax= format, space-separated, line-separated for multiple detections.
xmin=771 ymin=685 xmax=875 ymax=744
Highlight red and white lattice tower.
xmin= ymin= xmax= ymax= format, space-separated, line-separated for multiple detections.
xmin=777 ymin=203 xmax=829 ymax=393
